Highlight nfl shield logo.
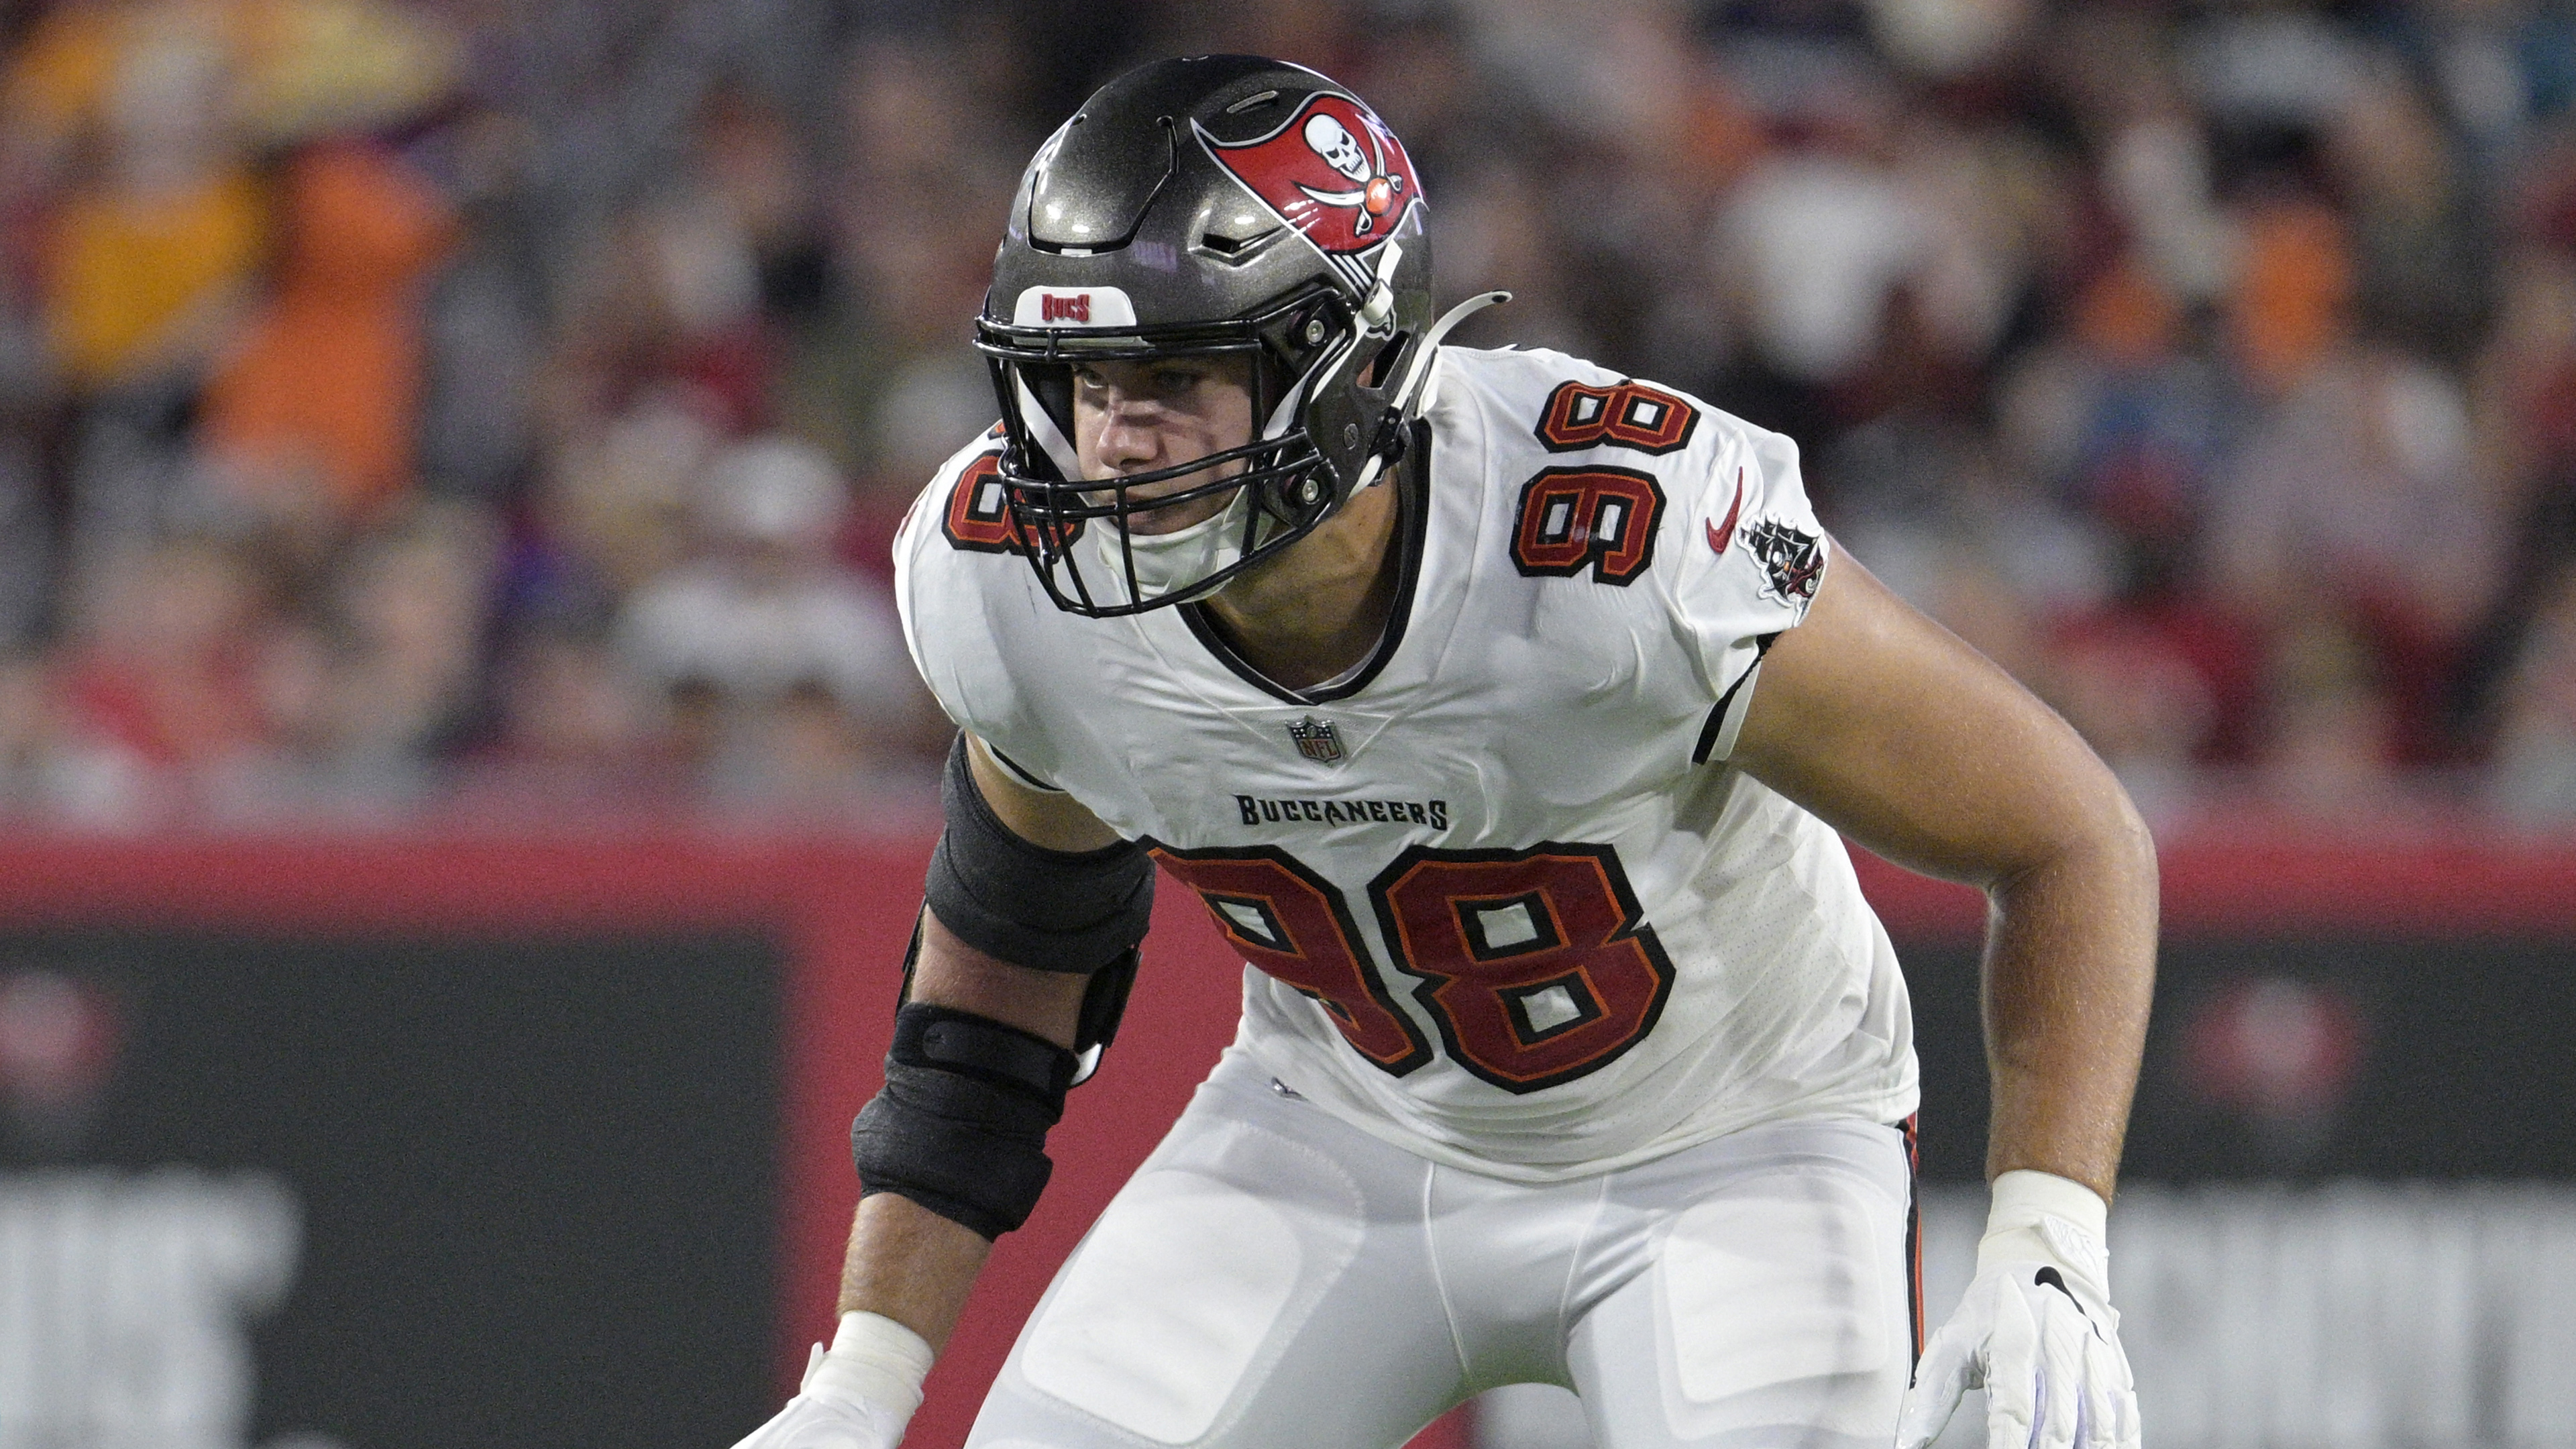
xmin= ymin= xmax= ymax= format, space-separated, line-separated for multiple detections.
xmin=1287 ymin=716 xmax=1345 ymax=763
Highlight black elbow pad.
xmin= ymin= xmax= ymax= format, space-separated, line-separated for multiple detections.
xmin=851 ymin=1002 xmax=1077 ymax=1240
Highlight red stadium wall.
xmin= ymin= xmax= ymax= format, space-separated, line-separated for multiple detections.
xmin=0 ymin=828 xmax=1290 ymax=1449
xmin=2 ymin=824 xmax=2572 ymax=1448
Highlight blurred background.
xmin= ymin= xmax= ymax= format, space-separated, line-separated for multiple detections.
xmin=1 ymin=0 xmax=2575 ymax=1445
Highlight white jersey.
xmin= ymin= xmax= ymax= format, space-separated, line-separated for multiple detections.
xmin=894 ymin=345 xmax=1917 ymax=1183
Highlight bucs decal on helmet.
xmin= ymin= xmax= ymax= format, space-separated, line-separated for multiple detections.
xmin=1197 ymin=95 xmax=1420 ymax=267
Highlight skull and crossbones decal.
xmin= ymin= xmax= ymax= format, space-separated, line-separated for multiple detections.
xmin=1200 ymin=94 xmax=1421 ymax=256
xmin=1297 ymin=112 xmax=1406 ymax=236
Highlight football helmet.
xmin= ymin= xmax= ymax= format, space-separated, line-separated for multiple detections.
xmin=975 ymin=55 xmax=1502 ymax=615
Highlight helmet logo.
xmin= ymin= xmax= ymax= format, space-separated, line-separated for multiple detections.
xmin=1199 ymin=94 xmax=1420 ymax=276
xmin=1012 ymin=286 xmax=1137 ymax=329
xmin=1305 ymin=114 xmax=1371 ymax=182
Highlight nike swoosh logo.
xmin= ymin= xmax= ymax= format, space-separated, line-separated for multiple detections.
xmin=1705 ymin=468 xmax=1743 ymax=556
xmin=2034 ymin=1265 xmax=2098 ymax=1329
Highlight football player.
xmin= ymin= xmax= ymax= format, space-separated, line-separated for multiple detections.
xmin=733 ymin=55 xmax=2151 ymax=1449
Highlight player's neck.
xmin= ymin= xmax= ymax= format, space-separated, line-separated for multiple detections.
xmin=1201 ymin=473 xmax=1403 ymax=692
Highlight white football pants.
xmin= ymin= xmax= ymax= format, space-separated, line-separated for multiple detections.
xmin=967 ymin=1048 xmax=1919 ymax=1449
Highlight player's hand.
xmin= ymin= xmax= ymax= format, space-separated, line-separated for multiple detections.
xmin=1895 ymin=1172 xmax=2139 ymax=1449
xmin=729 ymin=1311 xmax=933 ymax=1449
xmin=728 ymin=1377 xmax=908 ymax=1449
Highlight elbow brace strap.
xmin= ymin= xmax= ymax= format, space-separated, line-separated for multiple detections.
xmin=850 ymin=1002 xmax=1073 ymax=1240
xmin=924 ymin=735 xmax=1154 ymax=973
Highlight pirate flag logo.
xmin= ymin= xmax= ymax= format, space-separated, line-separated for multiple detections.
xmin=1741 ymin=518 xmax=1825 ymax=606
xmin=1198 ymin=95 xmax=1420 ymax=288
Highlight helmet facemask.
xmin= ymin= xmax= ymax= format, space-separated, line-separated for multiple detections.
xmin=979 ymin=286 xmax=1372 ymax=615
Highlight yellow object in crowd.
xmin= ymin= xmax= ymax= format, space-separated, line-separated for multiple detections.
xmin=44 ymin=170 xmax=267 ymax=391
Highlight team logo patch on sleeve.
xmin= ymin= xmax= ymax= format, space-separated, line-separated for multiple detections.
xmin=1741 ymin=517 xmax=1825 ymax=604
xmin=942 ymin=453 xmax=1083 ymax=555
xmin=1509 ymin=466 xmax=1666 ymax=586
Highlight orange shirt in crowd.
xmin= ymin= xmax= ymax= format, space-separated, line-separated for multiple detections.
xmin=3 ymin=1 xmax=122 ymax=153
xmin=199 ymin=140 xmax=458 ymax=518
xmin=2229 ymin=202 xmax=2355 ymax=393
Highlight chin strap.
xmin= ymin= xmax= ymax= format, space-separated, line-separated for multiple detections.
xmin=1358 ymin=240 xmax=1407 ymax=329
xmin=1395 ymin=290 xmax=1511 ymax=415
xmin=1347 ymin=288 xmax=1513 ymax=494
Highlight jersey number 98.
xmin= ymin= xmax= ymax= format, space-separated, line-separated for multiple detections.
xmin=1150 ymin=842 xmax=1677 ymax=1093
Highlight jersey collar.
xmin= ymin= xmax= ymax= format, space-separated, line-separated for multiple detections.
xmin=1177 ymin=419 xmax=1432 ymax=707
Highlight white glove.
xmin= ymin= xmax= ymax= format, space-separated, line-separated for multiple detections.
xmin=729 ymin=1311 xmax=934 ymax=1449
xmin=1896 ymin=1171 xmax=2139 ymax=1449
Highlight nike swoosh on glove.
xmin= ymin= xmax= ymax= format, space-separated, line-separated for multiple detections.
xmin=1896 ymin=1171 xmax=2140 ymax=1449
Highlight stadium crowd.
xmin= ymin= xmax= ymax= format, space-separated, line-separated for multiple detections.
xmin=1 ymin=0 xmax=2573 ymax=828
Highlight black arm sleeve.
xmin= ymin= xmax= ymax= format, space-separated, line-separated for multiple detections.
xmin=922 ymin=734 xmax=1155 ymax=974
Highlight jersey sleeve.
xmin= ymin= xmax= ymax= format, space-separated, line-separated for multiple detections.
xmin=1658 ymin=417 xmax=1830 ymax=763
xmin=892 ymin=431 xmax=1075 ymax=790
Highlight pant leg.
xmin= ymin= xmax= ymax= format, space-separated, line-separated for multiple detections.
xmin=1564 ymin=1119 xmax=1915 ymax=1449
xmin=967 ymin=1051 xmax=1470 ymax=1449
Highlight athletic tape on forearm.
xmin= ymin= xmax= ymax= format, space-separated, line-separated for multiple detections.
xmin=851 ymin=1003 xmax=1073 ymax=1239
xmin=1985 ymin=1169 xmax=2108 ymax=1238
xmin=924 ymin=735 xmax=1154 ymax=974
xmin=1978 ymin=1169 xmax=2111 ymax=1296
xmin=804 ymin=1311 xmax=935 ymax=1419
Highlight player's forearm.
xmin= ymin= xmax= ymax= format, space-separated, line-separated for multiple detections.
xmin=835 ymin=911 xmax=1089 ymax=1348
xmin=837 ymin=1191 xmax=995 ymax=1352
xmin=1978 ymin=812 xmax=2157 ymax=1199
